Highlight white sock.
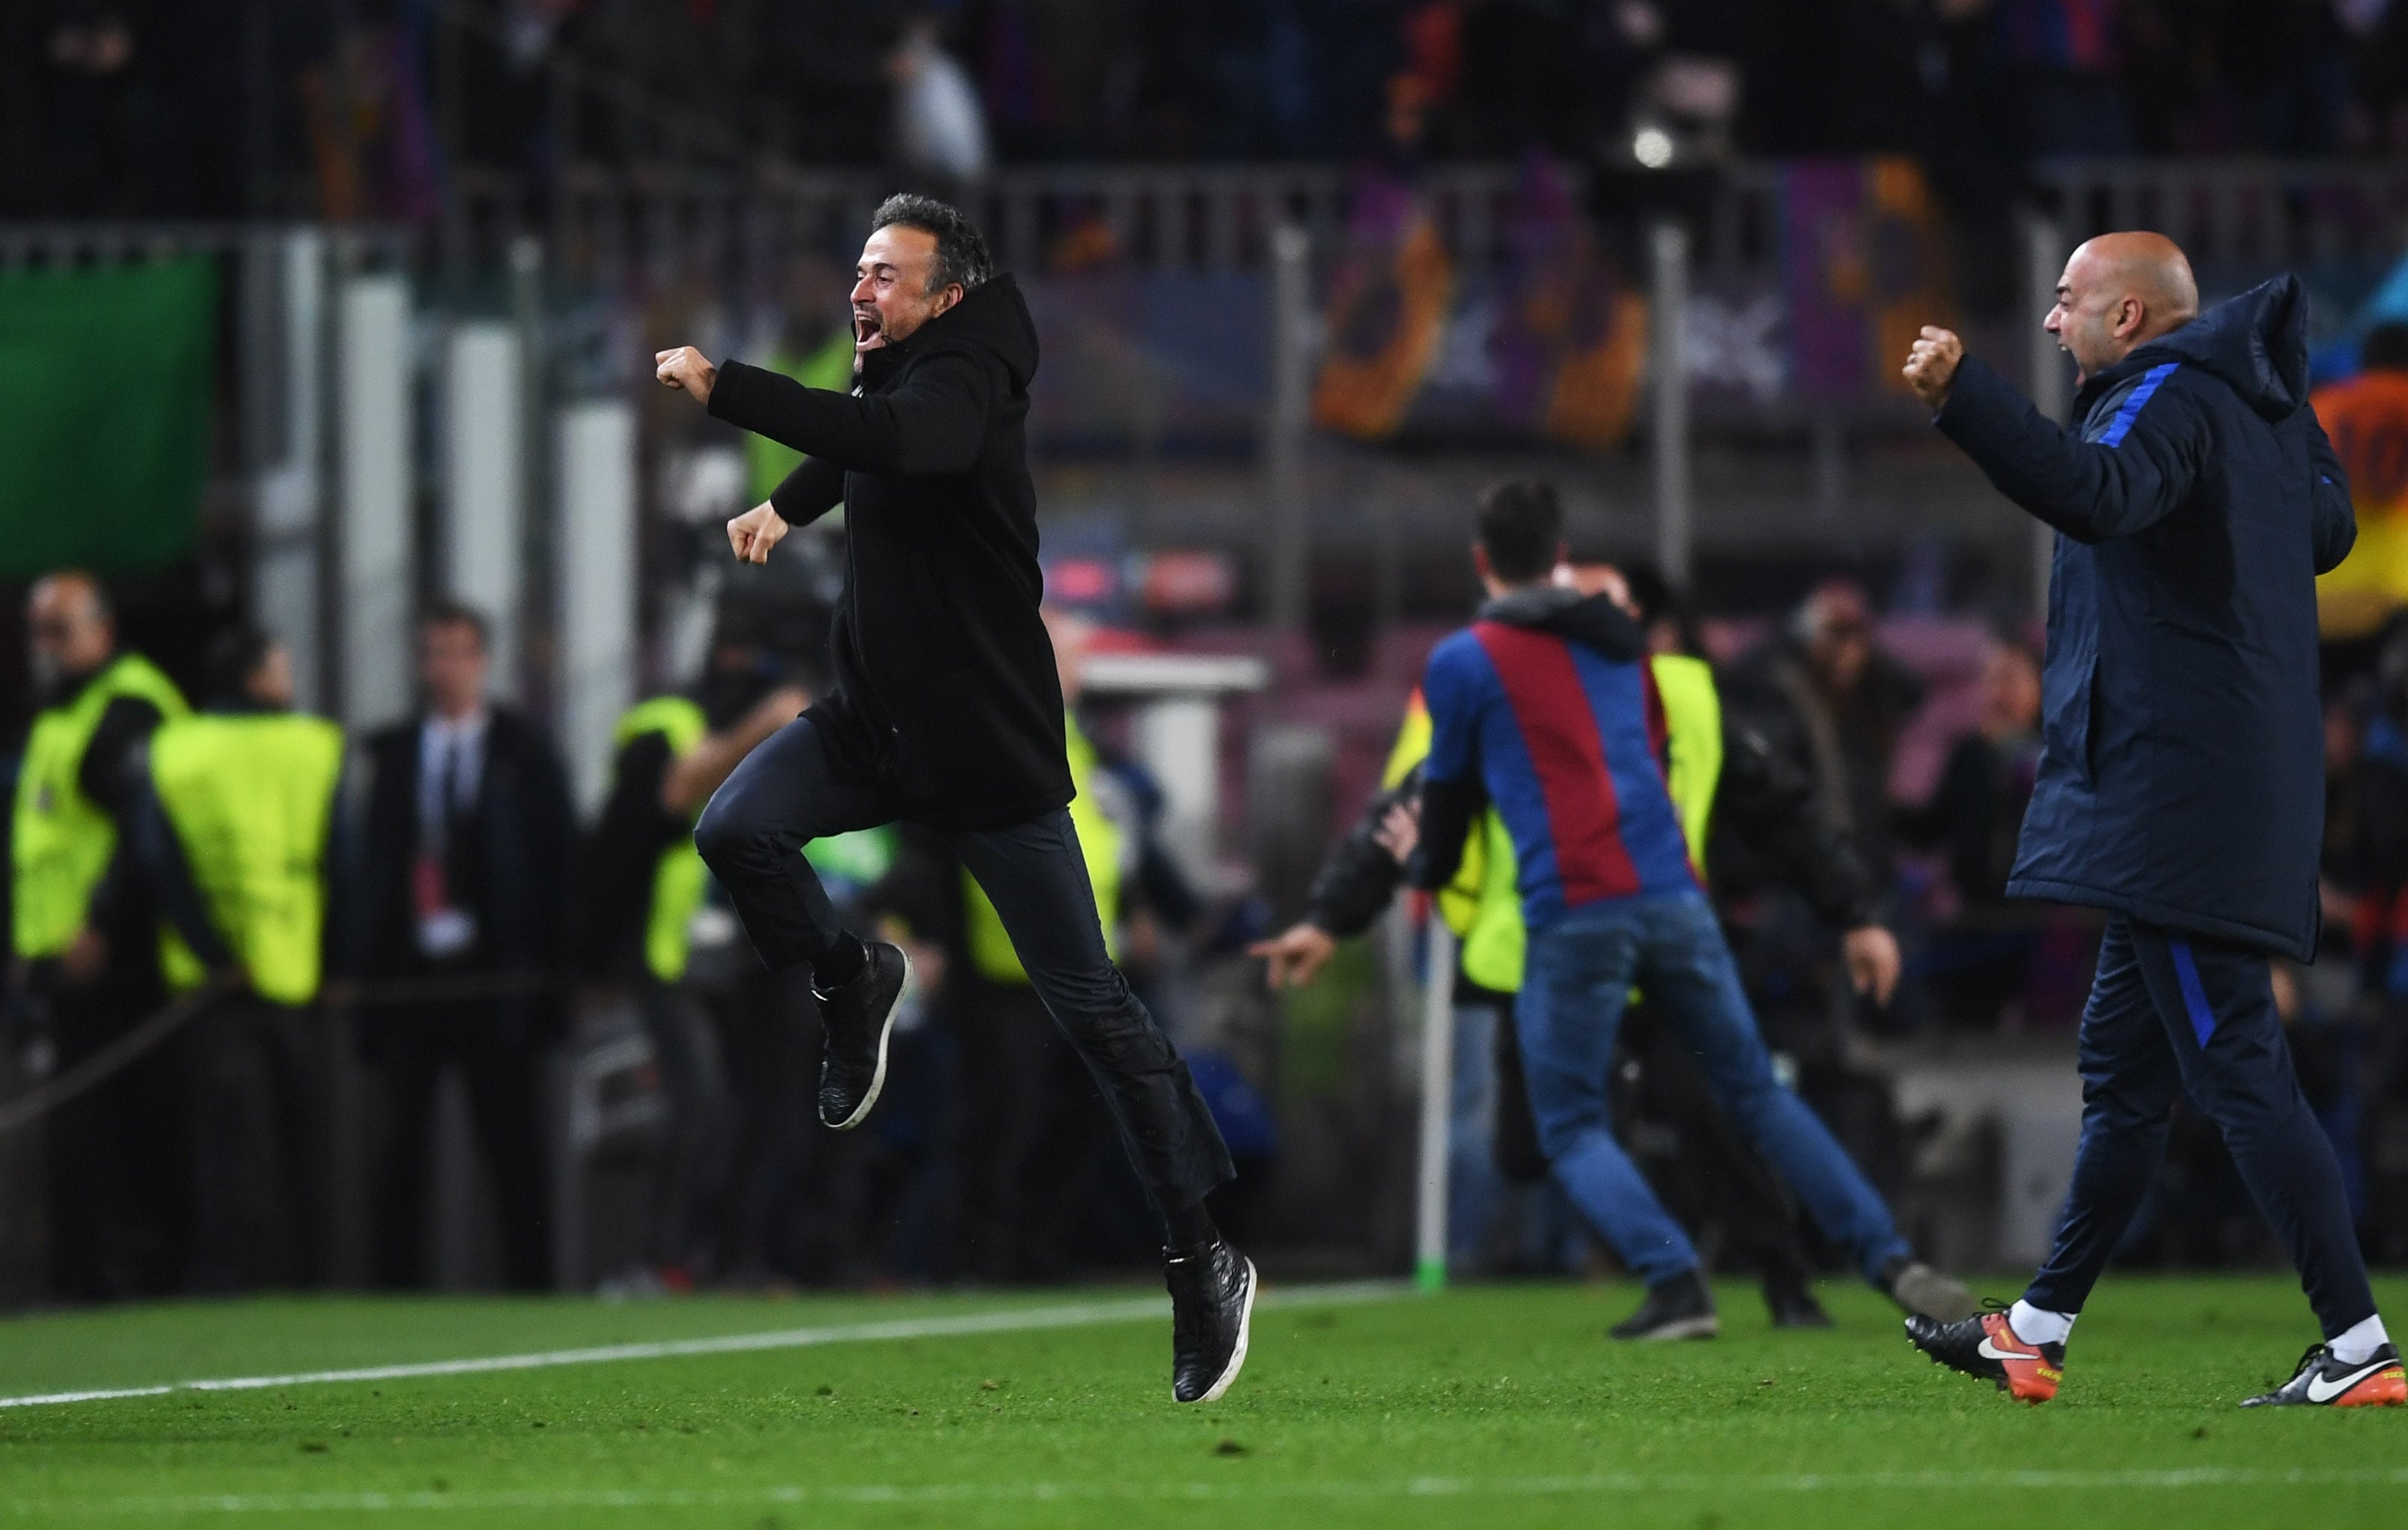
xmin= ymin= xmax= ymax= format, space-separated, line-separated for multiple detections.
xmin=2008 ymin=1299 xmax=2076 ymax=1347
xmin=2330 ymin=1314 xmax=2391 ymax=1366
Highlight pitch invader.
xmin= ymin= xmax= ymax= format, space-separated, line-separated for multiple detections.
xmin=1901 ymin=232 xmax=2401 ymax=1408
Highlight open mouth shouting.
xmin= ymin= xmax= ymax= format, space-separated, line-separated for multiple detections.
xmin=854 ymin=307 xmax=886 ymax=353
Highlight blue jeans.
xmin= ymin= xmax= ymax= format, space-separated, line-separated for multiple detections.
xmin=1519 ymin=889 xmax=1909 ymax=1287
xmin=1447 ymin=1000 xmax=1506 ymax=1264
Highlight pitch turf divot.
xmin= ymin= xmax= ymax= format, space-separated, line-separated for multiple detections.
xmin=0 ymin=1280 xmax=1408 ymax=1411
xmin=16 ymin=1467 xmax=2408 ymax=1517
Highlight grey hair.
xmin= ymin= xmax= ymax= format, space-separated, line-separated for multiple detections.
xmin=870 ymin=192 xmax=994 ymax=296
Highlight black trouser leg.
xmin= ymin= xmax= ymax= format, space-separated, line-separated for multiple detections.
xmin=45 ymin=979 xmax=147 ymax=1299
xmin=370 ymin=1014 xmax=446 ymax=1289
xmin=455 ymin=1001 xmax=552 ymax=1291
xmin=257 ymin=1001 xmax=330 ymax=1287
xmin=946 ymin=980 xmax=1058 ymax=1280
xmin=182 ymin=995 xmax=255 ymax=1292
xmin=636 ymin=976 xmax=733 ymax=1270
xmin=693 ymin=718 xmax=891 ymax=978
xmin=952 ymin=810 xmax=1234 ymax=1225
xmin=1627 ymin=1005 xmax=1817 ymax=1289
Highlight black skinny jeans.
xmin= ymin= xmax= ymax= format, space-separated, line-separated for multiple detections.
xmin=694 ymin=716 xmax=1233 ymax=1219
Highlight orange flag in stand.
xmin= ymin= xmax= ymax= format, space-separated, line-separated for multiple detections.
xmin=2313 ymin=367 xmax=2408 ymax=638
xmin=1314 ymin=214 xmax=1454 ymax=441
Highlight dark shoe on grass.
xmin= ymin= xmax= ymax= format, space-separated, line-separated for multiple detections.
xmin=1763 ymin=1273 xmax=1834 ymax=1330
xmin=1906 ymin=1304 xmax=2064 ymax=1404
xmin=1167 ymin=1239 xmax=1256 ymax=1404
xmin=2239 ymin=1342 xmax=2405 ymax=1408
xmin=814 ymin=941 xmax=909 ymax=1130
xmin=1883 ymin=1257 xmax=1978 ymax=1323
xmin=1610 ymin=1270 xmax=1719 ymax=1341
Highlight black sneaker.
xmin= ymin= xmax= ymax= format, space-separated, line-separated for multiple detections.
xmin=1166 ymin=1239 xmax=1256 ymax=1404
xmin=1905 ymin=1302 xmax=2064 ymax=1403
xmin=1609 ymin=1270 xmax=1719 ymax=1341
xmin=814 ymin=941 xmax=910 ymax=1131
xmin=2239 ymin=1342 xmax=2405 ymax=1408
xmin=1882 ymin=1256 xmax=1979 ymax=1322
xmin=1763 ymin=1273 xmax=1834 ymax=1330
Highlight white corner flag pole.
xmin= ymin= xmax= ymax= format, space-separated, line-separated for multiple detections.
xmin=1414 ymin=917 xmax=1457 ymax=1293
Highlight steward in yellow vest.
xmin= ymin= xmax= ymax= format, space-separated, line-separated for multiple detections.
xmin=127 ymin=627 xmax=341 ymax=1290
xmin=9 ymin=572 xmax=193 ymax=1299
xmin=149 ymin=704 xmax=344 ymax=1005
xmin=578 ymin=664 xmax=811 ymax=988
xmin=13 ymin=575 xmax=191 ymax=969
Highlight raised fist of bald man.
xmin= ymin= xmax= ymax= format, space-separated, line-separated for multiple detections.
xmin=1903 ymin=326 xmax=1964 ymax=409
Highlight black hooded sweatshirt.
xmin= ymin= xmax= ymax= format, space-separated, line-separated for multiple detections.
xmin=707 ymin=275 xmax=1071 ymax=830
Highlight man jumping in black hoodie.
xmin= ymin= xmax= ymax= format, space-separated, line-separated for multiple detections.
xmin=654 ymin=195 xmax=1249 ymax=1404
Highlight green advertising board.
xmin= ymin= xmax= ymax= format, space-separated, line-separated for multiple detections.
xmin=0 ymin=257 xmax=216 ymax=578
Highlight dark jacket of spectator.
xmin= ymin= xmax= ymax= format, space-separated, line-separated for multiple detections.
xmin=1935 ymin=275 xmax=2356 ymax=960
xmin=707 ymin=275 xmax=1070 ymax=832
xmin=1897 ymin=730 xmax=2040 ymax=911
xmin=350 ymin=707 xmax=576 ymax=983
xmin=1725 ymin=626 xmax=1926 ymax=880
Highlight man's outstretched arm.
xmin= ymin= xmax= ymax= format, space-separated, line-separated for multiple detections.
xmin=657 ymin=344 xmax=992 ymax=477
xmin=1905 ymin=328 xmax=2207 ymax=543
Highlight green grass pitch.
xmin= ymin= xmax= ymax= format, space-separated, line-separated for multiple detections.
xmin=0 ymin=1274 xmax=2401 ymax=1527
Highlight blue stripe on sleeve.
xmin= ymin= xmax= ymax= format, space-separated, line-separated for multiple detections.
xmin=2098 ymin=362 xmax=2180 ymax=448
xmin=2168 ymin=939 xmax=2216 ymax=1047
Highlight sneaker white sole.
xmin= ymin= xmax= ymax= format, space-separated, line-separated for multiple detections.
xmin=823 ymin=946 xmax=906 ymax=1133
xmin=1621 ymin=1314 xmax=1719 ymax=1342
xmin=1181 ymin=1255 xmax=1257 ymax=1405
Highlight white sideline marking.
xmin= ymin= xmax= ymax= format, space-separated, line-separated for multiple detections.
xmin=13 ymin=1467 xmax=2408 ymax=1517
xmin=0 ymin=1280 xmax=1406 ymax=1412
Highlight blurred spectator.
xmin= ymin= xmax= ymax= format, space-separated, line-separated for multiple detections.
xmin=11 ymin=571 xmax=189 ymax=1299
xmin=891 ymin=16 xmax=990 ymax=183
xmin=1899 ymin=638 xmax=2043 ymax=910
xmin=1729 ymin=579 xmax=1927 ymax=881
xmin=137 ymin=629 xmax=341 ymax=1292
xmin=576 ymin=620 xmax=808 ymax=1286
xmin=352 ymin=602 xmax=573 ymax=1290
xmin=1898 ymin=636 xmax=2045 ymax=1026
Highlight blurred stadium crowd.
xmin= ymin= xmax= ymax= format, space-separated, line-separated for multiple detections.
xmin=8 ymin=1 xmax=2408 ymax=219
xmin=7 ymin=1 xmax=2408 ymax=1308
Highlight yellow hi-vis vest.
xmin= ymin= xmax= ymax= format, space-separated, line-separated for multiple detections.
xmin=1385 ymin=653 xmax=1725 ymax=993
xmin=12 ymin=653 xmax=190 ymax=959
xmin=969 ymin=716 xmax=1122 ymax=984
xmin=155 ymin=713 xmax=344 ymax=1005
xmin=615 ymin=696 xmax=712 ymax=984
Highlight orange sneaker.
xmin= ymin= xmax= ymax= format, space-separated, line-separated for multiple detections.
xmin=1906 ymin=1305 xmax=2066 ymax=1404
xmin=2240 ymin=1343 xmax=2407 ymax=1408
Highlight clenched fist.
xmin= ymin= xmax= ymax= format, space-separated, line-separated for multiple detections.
xmin=1902 ymin=326 xmax=1963 ymax=409
xmin=655 ymin=346 xmax=716 ymax=405
xmin=727 ymin=502 xmax=789 ymax=564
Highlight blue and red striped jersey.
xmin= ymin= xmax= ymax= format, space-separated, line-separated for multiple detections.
xmin=1421 ymin=618 xmax=1696 ymax=928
